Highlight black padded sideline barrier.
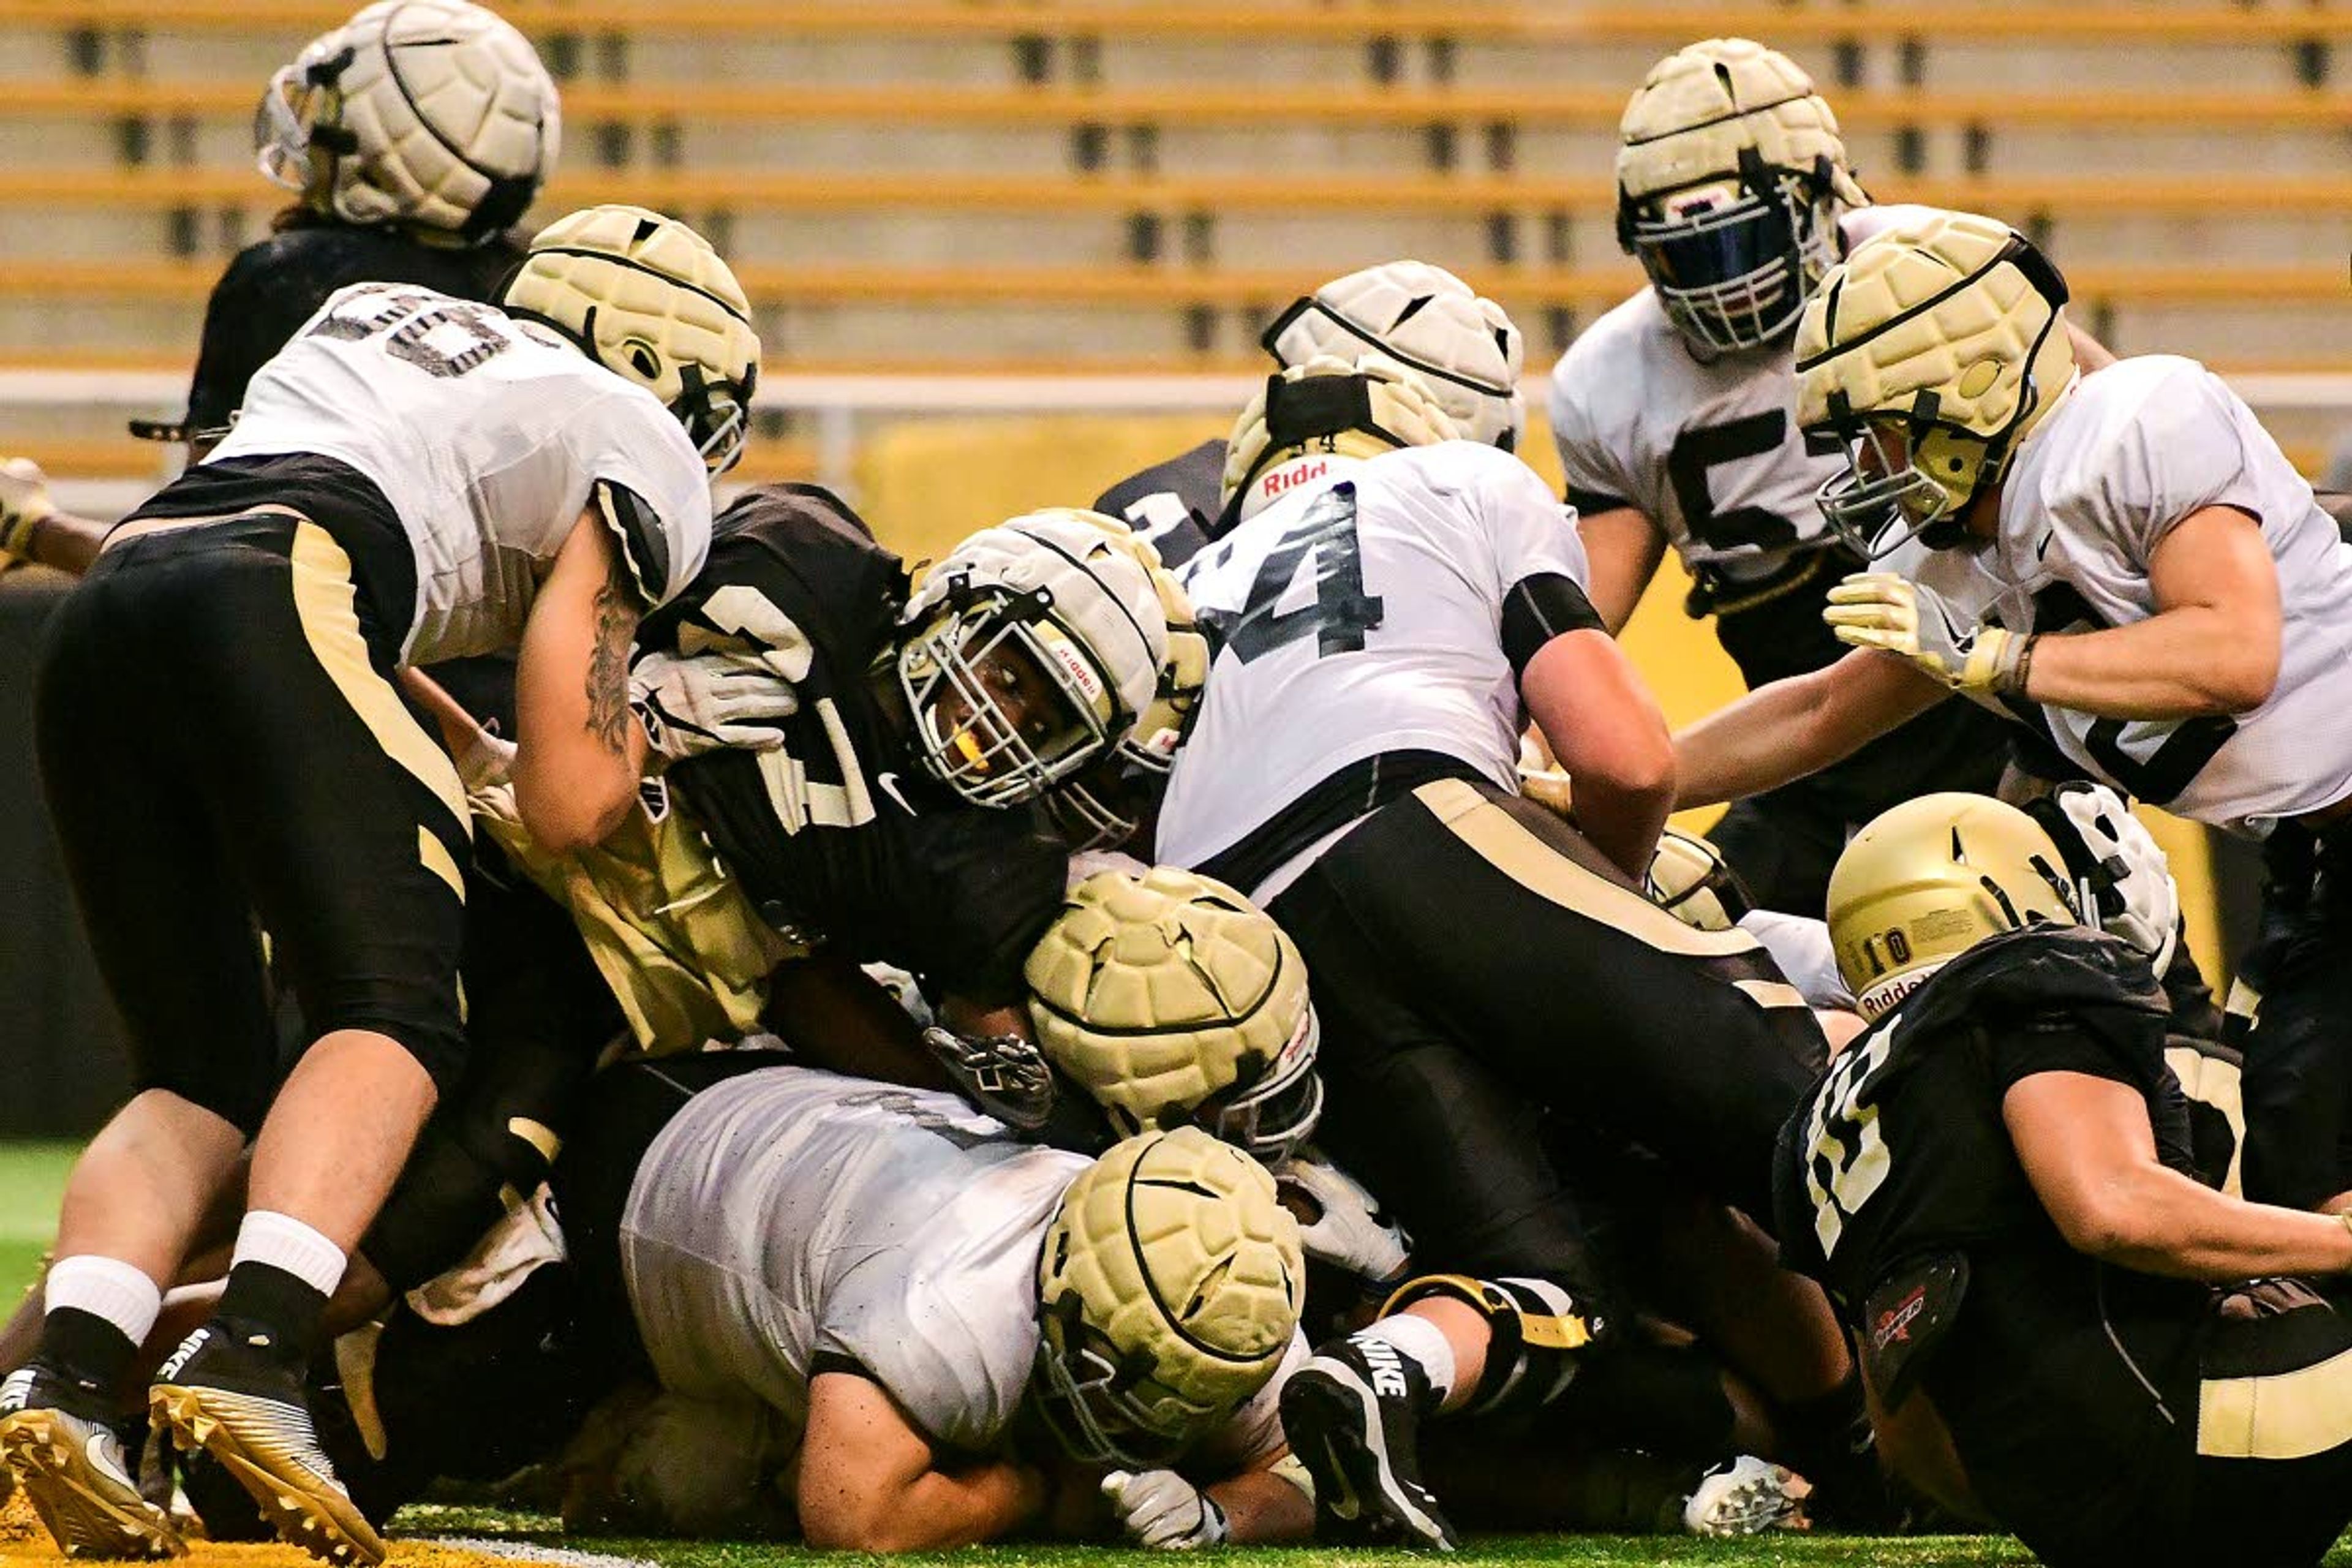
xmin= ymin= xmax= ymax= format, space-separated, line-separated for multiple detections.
xmin=0 ymin=566 xmax=134 ymax=1136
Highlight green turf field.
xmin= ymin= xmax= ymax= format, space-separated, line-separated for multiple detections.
xmin=0 ymin=1139 xmax=70 ymax=1305
xmin=6 ymin=1142 xmax=2350 ymax=1567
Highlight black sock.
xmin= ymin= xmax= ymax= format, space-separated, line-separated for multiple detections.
xmin=36 ymin=1305 xmax=138 ymax=1393
xmin=214 ymin=1261 xmax=330 ymax=1367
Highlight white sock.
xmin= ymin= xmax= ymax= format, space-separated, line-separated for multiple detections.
xmin=230 ymin=1211 xmax=347 ymax=1297
xmin=1355 ymin=1311 xmax=1458 ymax=1403
xmin=44 ymin=1255 xmax=163 ymax=1347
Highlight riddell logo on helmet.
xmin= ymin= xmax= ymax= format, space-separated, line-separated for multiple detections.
xmin=1262 ymin=460 xmax=1329 ymax=499
xmin=1041 ymin=635 xmax=1107 ymax=708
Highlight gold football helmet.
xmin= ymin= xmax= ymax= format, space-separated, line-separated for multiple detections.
xmin=1826 ymin=792 xmax=2079 ymax=1019
xmin=1795 ymin=211 xmax=2074 ymax=558
xmin=1035 ymin=1127 xmax=1303 ymax=1466
xmin=501 ymin=205 xmax=761 ymax=473
xmin=1026 ymin=867 xmax=1321 ymax=1160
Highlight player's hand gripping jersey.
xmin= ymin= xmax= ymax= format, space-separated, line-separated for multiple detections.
xmin=208 ymin=281 xmax=712 ymax=663
xmin=1883 ymin=356 xmax=2352 ymax=835
xmin=1158 ymin=442 xmax=1593 ymax=893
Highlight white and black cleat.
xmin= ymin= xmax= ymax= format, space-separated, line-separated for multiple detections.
xmin=1279 ymin=1332 xmax=1458 ymax=1550
xmin=1681 ymin=1455 xmax=1810 ymax=1537
xmin=150 ymin=1322 xmax=386 ymax=1568
xmin=0 ymin=1363 xmax=187 ymax=1558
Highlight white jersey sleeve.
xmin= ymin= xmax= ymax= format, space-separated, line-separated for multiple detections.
xmin=209 ymin=282 xmax=712 ymax=664
xmin=2065 ymin=363 xmax=2269 ymax=560
xmin=1738 ymin=910 xmax=1852 ymax=1011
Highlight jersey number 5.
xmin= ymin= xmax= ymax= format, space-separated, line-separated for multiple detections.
xmin=1199 ymin=483 xmax=1385 ymax=663
xmin=1666 ymin=412 xmax=1803 ymax=554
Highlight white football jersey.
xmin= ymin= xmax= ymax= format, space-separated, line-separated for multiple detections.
xmin=1887 ymin=355 xmax=2352 ymax=837
xmin=209 ymin=282 xmax=712 ymax=665
xmin=621 ymin=1066 xmax=1082 ymax=1453
xmin=1158 ymin=442 xmax=1590 ymax=899
xmin=1547 ymin=206 xmax=1936 ymax=580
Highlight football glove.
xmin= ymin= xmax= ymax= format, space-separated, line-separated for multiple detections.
xmin=919 ymin=1024 xmax=1055 ymax=1133
xmin=1823 ymin=573 xmax=2030 ymax=695
xmin=628 ymin=646 xmax=799 ymax=763
xmin=1274 ymin=1147 xmax=1410 ymax=1288
xmin=1102 ymin=1469 xmax=1229 ymax=1550
xmin=0 ymin=456 xmax=55 ymax=560
xmin=2032 ymin=782 xmax=2180 ymax=978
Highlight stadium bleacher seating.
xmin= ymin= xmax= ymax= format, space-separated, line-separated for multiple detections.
xmin=0 ymin=0 xmax=2343 ymax=478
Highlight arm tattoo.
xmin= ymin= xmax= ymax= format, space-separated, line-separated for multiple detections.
xmin=588 ymin=547 xmax=640 ymax=756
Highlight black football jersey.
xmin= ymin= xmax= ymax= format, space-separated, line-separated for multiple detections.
xmin=643 ymin=484 xmax=1069 ymax=1005
xmin=178 ymin=220 xmax=527 ymax=437
xmin=1091 ymin=438 xmax=1227 ymax=570
xmin=1775 ymin=926 xmax=2215 ymax=1563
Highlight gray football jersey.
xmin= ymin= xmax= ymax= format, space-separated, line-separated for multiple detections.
xmin=621 ymin=1066 xmax=1084 ymax=1452
xmin=1887 ymin=356 xmax=2352 ymax=836
xmin=1546 ymin=206 xmax=1934 ymax=582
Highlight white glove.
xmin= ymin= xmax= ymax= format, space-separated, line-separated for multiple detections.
xmin=1274 ymin=1148 xmax=1410 ymax=1286
xmin=1823 ymin=573 xmax=2030 ymax=695
xmin=1102 ymin=1469 xmax=1229 ymax=1550
xmin=455 ymin=727 xmax=518 ymax=793
xmin=0 ymin=456 xmax=55 ymax=559
xmin=629 ymin=647 xmax=799 ymax=762
xmin=2046 ymin=783 xmax=2180 ymax=977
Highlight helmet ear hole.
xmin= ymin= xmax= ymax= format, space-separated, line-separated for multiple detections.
xmin=628 ymin=344 xmax=661 ymax=380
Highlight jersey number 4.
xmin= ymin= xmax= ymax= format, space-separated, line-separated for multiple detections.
xmin=1199 ymin=483 xmax=1385 ymax=663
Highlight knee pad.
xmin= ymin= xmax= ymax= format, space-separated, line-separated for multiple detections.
xmin=1382 ymin=1273 xmax=1604 ymax=1420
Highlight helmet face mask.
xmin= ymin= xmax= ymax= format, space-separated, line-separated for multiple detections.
xmin=1031 ymin=1299 xmax=1211 ymax=1469
xmin=253 ymin=62 xmax=335 ymax=197
xmin=900 ymin=598 xmax=1117 ymax=807
xmin=1814 ymin=416 xmax=1973 ymax=560
xmin=1192 ymin=1005 xmax=1324 ymax=1163
xmin=1626 ymin=162 xmax=1837 ymax=355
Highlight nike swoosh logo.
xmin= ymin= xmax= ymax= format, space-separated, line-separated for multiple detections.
xmin=1321 ymin=1435 xmax=1363 ymax=1521
xmin=2036 ymin=530 xmax=2056 ymax=560
xmin=875 ymin=771 xmax=915 ymax=815
xmin=85 ymin=1431 xmax=135 ymax=1489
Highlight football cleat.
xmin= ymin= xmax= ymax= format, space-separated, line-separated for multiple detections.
xmin=1681 ymin=1455 xmax=1809 ymax=1537
xmin=1278 ymin=1333 xmax=1457 ymax=1550
xmin=149 ymin=1322 xmax=385 ymax=1567
xmin=0 ymin=1362 xmax=186 ymax=1558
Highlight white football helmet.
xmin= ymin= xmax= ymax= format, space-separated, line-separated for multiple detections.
xmin=1262 ymin=260 xmax=1525 ymax=450
xmin=255 ymin=0 xmax=559 ymax=243
xmin=1027 ymin=867 xmax=1321 ymax=1161
xmin=1616 ymin=37 xmax=1869 ymax=355
xmin=1221 ymin=354 xmax=1464 ymax=526
xmin=501 ymin=204 xmax=762 ymax=474
xmin=897 ymin=510 xmax=1170 ymax=809
xmin=1035 ymin=1126 xmax=1304 ymax=1467
xmin=1795 ymin=212 xmax=2075 ymax=559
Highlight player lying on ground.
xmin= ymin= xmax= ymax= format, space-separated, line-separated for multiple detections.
xmin=1780 ymin=793 xmax=2352 ymax=1568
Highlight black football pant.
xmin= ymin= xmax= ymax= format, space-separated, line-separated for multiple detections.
xmin=1267 ymin=777 xmax=1827 ymax=1315
xmin=2233 ymin=820 xmax=2352 ymax=1210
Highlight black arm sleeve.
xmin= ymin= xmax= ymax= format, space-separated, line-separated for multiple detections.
xmin=1566 ymin=484 xmax=1636 ymax=516
xmin=1501 ymin=571 xmax=1608 ymax=676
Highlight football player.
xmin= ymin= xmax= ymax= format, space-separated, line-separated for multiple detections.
xmin=1154 ymin=338 xmax=1849 ymax=1545
xmin=1779 ymin=793 xmax=2352 ymax=1568
xmin=341 ymin=1055 xmax=1316 ymax=1549
xmin=1675 ymin=212 xmax=2352 ymax=1214
xmin=0 ymin=205 xmax=754 ymax=1566
xmin=1548 ymin=37 xmax=2116 ymax=915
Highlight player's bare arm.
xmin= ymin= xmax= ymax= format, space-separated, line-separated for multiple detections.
xmin=1200 ymin=1452 xmax=1316 ymax=1544
xmin=1521 ymin=627 xmax=1675 ymax=877
xmin=1673 ymin=647 xmax=1947 ymax=810
xmin=797 ymin=1370 xmax=1047 ymax=1551
xmin=513 ymin=505 xmax=650 ymax=852
xmin=2005 ymin=1069 xmax=2352 ymax=1277
xmin=1576 ymin=502 xmax=1671 ymax=636
xmin=0 ymin=457 xmax=113 ymax=575
xmin=2018 ymin=505 xmax=2282 ymax=720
